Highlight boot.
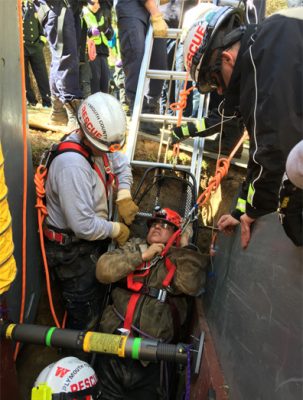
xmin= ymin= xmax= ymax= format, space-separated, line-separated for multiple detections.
xmin=49 ymin=96 xmax=68 ymax=126
xmin=64 ymin=99 xmax=82 ymax=131
xmin=139 ymin=96 xmax=161 ymax=135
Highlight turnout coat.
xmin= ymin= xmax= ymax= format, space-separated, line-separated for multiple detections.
xmin=96 ymin=238 xmax=206 ymax=342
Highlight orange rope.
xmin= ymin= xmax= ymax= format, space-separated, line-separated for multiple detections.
xmin=170 ymin=72 xmax=194 ymax=127
xmin=34 ymin=166 xmax=63 ymax=328
xmin=169 ymin=72 xmax=194 ymax=164
xmin=197 ymin=132 xmax=248 ymax=257
xmin=14 ymin=0 xmax=29 ymax=361
xmin=196 ymin=132 xmax=248 ymax=208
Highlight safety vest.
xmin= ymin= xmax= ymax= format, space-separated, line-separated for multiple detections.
xmin=82 ymin=7 xmax=109 ymax=47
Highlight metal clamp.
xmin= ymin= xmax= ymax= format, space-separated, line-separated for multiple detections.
xmin=157 ymin=289 xmax=167 ymax=303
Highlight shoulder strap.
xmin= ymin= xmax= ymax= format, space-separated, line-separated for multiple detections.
xmin=54 ymin=141 xmax=94 ymax=167
xmin=42 ymin=140 xmax=94 ymax=170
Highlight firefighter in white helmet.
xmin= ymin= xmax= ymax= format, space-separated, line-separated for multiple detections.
xmin=43 ymin=92 xmax=138 ymax=330
xmin=175 ymin=3 xmax=303 ymax=248
xmin=32 ymin=357 xmax=102 ymax=399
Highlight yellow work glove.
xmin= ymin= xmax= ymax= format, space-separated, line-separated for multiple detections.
xmin=116 ymin=189 xmax=139 ymax=225
xmin=111 ymin=222 xmax=130 ymax=247
xmin=160 ymin=0 xmax=170 ymax=4
xmin=150 ymin=13 xmax=168 ymax=37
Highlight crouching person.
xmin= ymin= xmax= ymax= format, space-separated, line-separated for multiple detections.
xmin=95 ymin=207 xmax=206 ymax=400
xmin=44 ymin=92 xmax=138 ymax=331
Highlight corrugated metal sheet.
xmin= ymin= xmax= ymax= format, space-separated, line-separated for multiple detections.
xmin=206 ymin=213 xmax=303 ymax=400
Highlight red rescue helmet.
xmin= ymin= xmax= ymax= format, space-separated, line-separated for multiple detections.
xmin=147 ymin=206 xmax=182 ymax=231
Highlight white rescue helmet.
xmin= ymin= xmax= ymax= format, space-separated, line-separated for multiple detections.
xmin=183 ymin=4 xmax=244 ymax=93
xmin=32 ymin=357 xmax=101 ymax=399
xmin=78 ymin=92 xmax=126 ymax=152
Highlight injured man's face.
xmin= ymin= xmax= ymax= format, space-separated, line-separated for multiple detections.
xmin=146 ymin=220 xmax=175 ymax=245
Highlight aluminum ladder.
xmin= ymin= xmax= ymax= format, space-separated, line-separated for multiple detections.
xmin=125 ymin=23 xmax=209 ymax=195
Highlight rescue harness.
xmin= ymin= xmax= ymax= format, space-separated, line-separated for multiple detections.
xmin=122 ymin=228 xmax=182 ymax=336
xmin=39 ymin=137 xmax=117 ymax=245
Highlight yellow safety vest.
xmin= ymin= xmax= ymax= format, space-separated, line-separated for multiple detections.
xmin=82 ymin=7 xmax=109 ymax=47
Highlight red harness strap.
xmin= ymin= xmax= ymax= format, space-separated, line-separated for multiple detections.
xmin=162 ymin=257 xmax=176 ymax=287
xmin=123 ymin=253 xmax=178 ymax=332
xmin=50 ymin=141 xmax=117 ymax=199
xmin=123 ymin=265 xmax=150 ymax=331
xmin=93 ymin=153 xmax=117 ymax=200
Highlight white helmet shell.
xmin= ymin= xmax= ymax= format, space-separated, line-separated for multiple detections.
xmin=33 ymin=357 xmax=99 ymax=397
xmin=78 ymin=92 xmax=126 ymax=152
xmin=183 ymin=5 xmax=244 ymax=91
xmin=181 ymin=2 xmax=218 ymax=37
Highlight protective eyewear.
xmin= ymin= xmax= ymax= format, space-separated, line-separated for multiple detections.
xmin=150 ymin=220 xmax=174 ymax=230
xmin=108 ymin=143 xmax=122 ymax=152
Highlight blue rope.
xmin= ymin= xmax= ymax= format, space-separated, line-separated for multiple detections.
xmin=184 ymin=344 xmax=193 ymax=400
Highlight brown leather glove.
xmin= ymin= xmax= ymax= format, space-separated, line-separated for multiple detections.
xmin=111 ymin=222 xmax=130 ymax=247
xmin=150 ymin=13 xmax=168 ymax=37
xmin=116 ymin=189 xmax=139 ymax=225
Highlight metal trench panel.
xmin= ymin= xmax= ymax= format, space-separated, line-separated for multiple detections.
xmin=205 ymin=213 xmax=303 ymax=400
xmin=0 ymin=0 xmax=42 ymax=323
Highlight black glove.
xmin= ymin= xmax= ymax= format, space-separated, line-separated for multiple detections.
xmin=171 ymin=122 xmax=197 ymax=144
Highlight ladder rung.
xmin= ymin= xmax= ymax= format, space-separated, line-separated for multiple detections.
xmin=131 ymin=160 xmax=191 ymax=170
xmin=139 ymin=113 xmax=197 ymax=124
xmin=146 ymin=69 xmax=192 ymax=81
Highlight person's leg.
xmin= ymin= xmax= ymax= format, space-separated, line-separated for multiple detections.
xmin=43 ymin=5 xmax=68 ymax=124
xmin=29 ymin=44 xmax=51 ymax=107
xmin=43 ymin=5 xmax=82 ymax=128
xmin=160 ymin=39 xmax=175 ymax=115
xmin=99 ymin=56 xmax=110 ymax=94
xmin=89 ymin=56 xmax=102 ymax=95
xmin=148 ymin=38 xmax=167 ymax=100
xmin=117 ymin=17 xmax=147 ymax=109
xmin=46 ymin=240 xmax=109 ymax=330
xmin=24 ymin=55 xmax=37 ymax=106
xmin=97 ymin=356 xmax=162 ymax=400
xmin=79 ymin=55 xmax=92 ymax=99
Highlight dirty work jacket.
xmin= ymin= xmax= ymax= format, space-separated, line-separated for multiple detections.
xmin=96 ymin=237 xmax=206 ymax=342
